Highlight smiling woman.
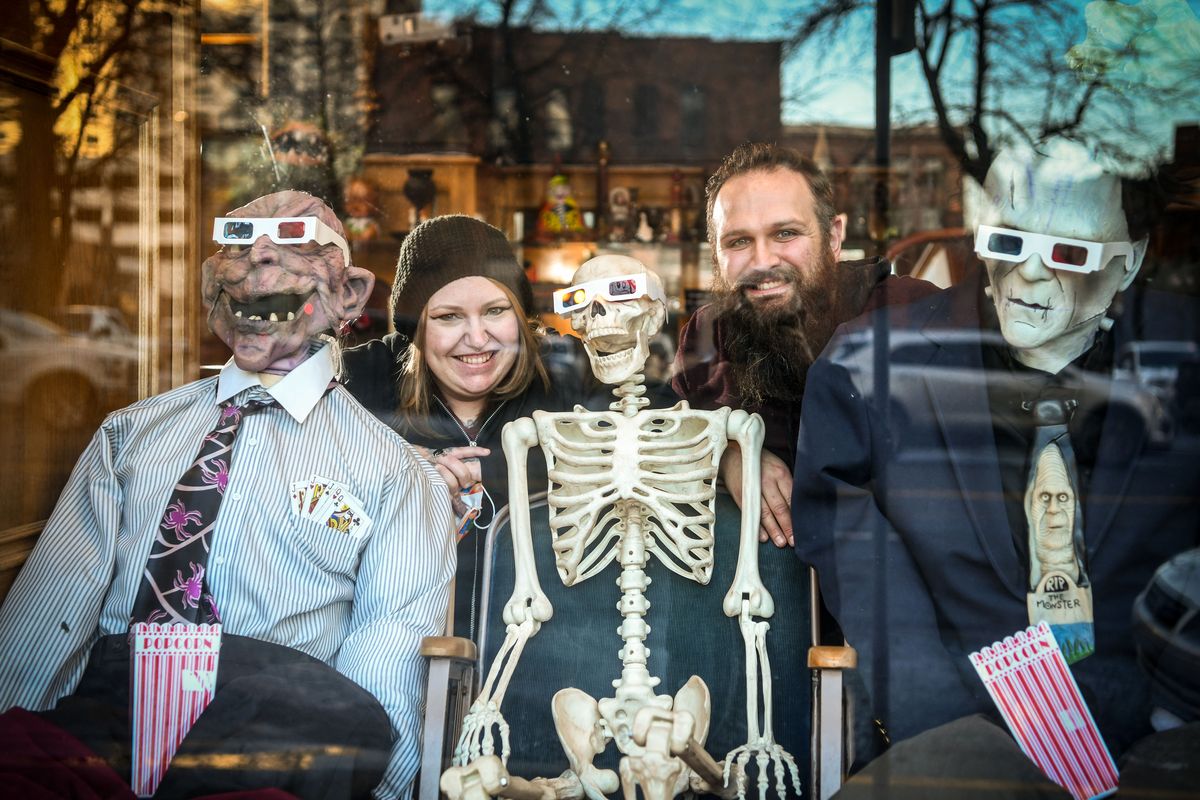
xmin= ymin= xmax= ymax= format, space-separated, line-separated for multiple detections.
xmin=341 ymin=215 xmax=587 ymax=639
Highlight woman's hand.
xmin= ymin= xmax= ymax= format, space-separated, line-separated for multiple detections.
xmin=417 ymin=445 xmax=491 ymax=513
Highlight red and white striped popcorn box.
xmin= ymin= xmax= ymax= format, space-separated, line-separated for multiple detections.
xmin=129 ymin=622 xmax=222 ymax=797
xmin=969 ymin=621 xmax=1118 ymax=800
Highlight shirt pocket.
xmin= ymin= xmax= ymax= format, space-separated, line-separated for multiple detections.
xmin=289 ymin=516 xmax=364 ymax=578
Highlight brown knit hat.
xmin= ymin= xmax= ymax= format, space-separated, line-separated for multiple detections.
xmin=390 ymin=215 xmax=533 ymax=338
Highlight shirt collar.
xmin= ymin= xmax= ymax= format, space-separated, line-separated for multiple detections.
xmin=216 ymin=341 xmax=335 ymax=423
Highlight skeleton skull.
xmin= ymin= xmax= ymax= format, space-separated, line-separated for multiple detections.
xmin=569 ymin=255 xmax=666 ymax=385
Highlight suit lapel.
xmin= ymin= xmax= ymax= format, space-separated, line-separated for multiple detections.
xmin=1082 ymin=365 xmax=1146 ymax=558
xmin=921 ymin=284 xmax=1025 ymax=600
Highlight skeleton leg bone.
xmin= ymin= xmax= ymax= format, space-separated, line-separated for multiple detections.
xmin=441 ymin=755 xmax=587 ymax=800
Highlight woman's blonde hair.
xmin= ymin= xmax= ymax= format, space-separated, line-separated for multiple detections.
xmin=397 ymin=278 xmax=549 ymax=429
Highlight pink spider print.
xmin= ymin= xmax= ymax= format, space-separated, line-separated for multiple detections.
xmin=162 ymin=500 xmax=203 ymax=539
xmin=200 ymin=458 xmax=231 ymax=493
xmin=205 ymin=594 xmax=222 ymax=623
xmin=219 ymin=405 xmax=241 ymax=424
xmin=174 ymin=562 xmax=205 ymax=610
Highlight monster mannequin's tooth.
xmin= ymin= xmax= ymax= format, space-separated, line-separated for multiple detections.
xmin=287 ymin=311 xmax=295 ymax=321
xmin=249 ymin=314 xmax=262 ymax=321
xmin=235 ymin=310 xmax=243 ymax=318
xmin=269 ymin=312 xmax=279 ymax=322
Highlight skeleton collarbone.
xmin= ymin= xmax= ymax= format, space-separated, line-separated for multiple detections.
xmin=536 ymin=403 xmax=731 ymax=586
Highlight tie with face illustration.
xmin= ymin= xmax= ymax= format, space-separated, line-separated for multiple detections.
xmin=1024 ymin=397 xmax=1094 ymax=663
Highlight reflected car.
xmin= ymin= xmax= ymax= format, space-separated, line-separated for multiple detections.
xmin=58 ymin=304 xmax=137 ymax=344
xmin=0 ymin=309 xmax=138 ymax=430
xmin=1115 ymin=340 xmax=1200 ymax=399
xmin=828 ymin=328 xmax=1174 ymax=457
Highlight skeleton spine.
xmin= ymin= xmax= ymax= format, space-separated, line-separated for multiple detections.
xmin=613 ymin=500 xmax=658 ymax=704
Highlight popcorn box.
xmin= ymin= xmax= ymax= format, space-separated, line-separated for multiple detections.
xmin=129 ymin=623 xmax=222 ymax=797
xmin=969 ymin=622 xmax=1117 ymax=800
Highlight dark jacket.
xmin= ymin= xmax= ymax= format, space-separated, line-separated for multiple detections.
xmin=792 ymin=269 xmax=1200 ymax=755
xmin=340 ymin=332 xmax=587 ymax=640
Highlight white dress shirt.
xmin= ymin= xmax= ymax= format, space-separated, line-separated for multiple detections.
xmin=0 ymin=342 xmax=454 ymax=799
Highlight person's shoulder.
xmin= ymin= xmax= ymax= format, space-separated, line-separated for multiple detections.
xmin=670 ymin=303 xmax=729 ymax=402
xmin=849 ymin=256 xmax=940 ymax=313
xmin=105 ymin=376 xmax=218 ymax=424
xmin=822 ymin=278 xmax=981 ymax=380
xmin=96 ymin=377 xmax=220 ymax=449
xmin=876 ymin=273 xmax=942 ymax=306
xmin=330 ymin=385 xmax=415 ymax=445
xmin=326 ymin=386 xmax=443 ymax=484
xmin=342 ymin=332 xmax=408 ymax=374
xmin=341 ymin=332 xmax=409 ymax=412
xmin=847 ymin=267 xmax=979 ymax=335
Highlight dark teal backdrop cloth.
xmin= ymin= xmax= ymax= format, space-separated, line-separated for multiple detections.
xmin=478 ymin=492 xmax=812 ymax=794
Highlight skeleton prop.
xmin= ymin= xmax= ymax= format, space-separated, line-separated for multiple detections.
xmin=442 ymin=255 xmax=800 ymax=800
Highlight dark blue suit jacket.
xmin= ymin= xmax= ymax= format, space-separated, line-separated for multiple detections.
xmin=793 ymin=269 xmax=1200 ymax=757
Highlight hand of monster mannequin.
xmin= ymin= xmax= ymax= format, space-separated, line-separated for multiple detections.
xmin=720 ymin=443 xmax=793 ymax=547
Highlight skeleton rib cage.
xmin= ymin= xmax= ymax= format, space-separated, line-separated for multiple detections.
xmin=536 ymin=403 xmax=731 ymax=587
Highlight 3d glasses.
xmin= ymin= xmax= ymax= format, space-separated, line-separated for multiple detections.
xmin=552 ymin=272 xmax=667 ymax=314
xmin=212 ymin=216 xmax=351 ymax=265
xmin=974 ymin=225 xmax=1133 ymax=274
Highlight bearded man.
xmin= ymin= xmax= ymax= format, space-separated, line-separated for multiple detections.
xmin=672 ymin=143 xmax=936 ymax=546
xmin=0 ymin=190 xmax=453 ymax=799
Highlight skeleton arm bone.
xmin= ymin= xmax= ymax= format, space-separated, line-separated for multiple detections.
xmin=722 ymin=411 xmax=774 ymax=619
xmin=454 ymin=618 xmax=534 ymax=766
xmin=453 ymin=417 xmax=554 ymax=771
xmin=501 ymin=417 xmax=553 ymax=627
xmin=723 ymin=603 xmax=802 ymax=800
xmin=719 ymin=410 xmax=799 ymax=799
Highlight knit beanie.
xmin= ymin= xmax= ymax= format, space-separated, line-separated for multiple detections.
xmin=390 ymin=215 xmax=533 ymax=338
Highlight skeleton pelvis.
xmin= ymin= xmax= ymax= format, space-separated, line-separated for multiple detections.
xmin=555 ymin=677 xmax=711 ymax=785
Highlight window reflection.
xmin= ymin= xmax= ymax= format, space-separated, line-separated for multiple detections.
xmin=0 ymin=0 xmax=1197 ymax=795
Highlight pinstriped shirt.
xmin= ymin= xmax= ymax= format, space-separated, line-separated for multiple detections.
xmin=0 ymin=344 xmax=454 ymax=800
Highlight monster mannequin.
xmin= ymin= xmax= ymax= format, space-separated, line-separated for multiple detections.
xmin=793 ymin=142 xmax=1200 ymax=791
xmin=0 ymin=190 xmax=453 ymax=800
xmin=441 ymin=255 xmax=799 ymax=800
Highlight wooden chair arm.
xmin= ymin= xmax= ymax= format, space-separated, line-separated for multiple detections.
xmin=807 ymin=645 xmax=858 ymax=670
xmin=420 ymin=635 xmax=477 ymax=661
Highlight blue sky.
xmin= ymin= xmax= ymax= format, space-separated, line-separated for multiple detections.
xmin=424 ymin=0 xmax=1200 ymax=164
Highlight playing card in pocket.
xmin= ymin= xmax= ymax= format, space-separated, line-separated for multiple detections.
xmin=318 ymin=488 xmax=373 ymax=539
xmin=304 ymin=474 xmax=335 ymax=518
xmin=289 ymin=479 xmax=309 ymax=518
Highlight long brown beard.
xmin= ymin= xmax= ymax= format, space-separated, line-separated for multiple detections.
xmin=711 ymin=245 xmax=853 ymax=406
